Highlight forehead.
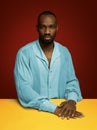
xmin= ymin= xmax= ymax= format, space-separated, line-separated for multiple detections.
xmin=38 ymin=15 xmax=57 ymax=25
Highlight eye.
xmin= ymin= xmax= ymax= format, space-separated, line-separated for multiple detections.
xmin=49 ymin=25 xmax=57 ymax=29
xmin=38 ymin=25 xmax=46 ymax=29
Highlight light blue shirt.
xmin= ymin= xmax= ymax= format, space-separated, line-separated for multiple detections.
xmin=14 ymin=40 xmax=82 ymax=113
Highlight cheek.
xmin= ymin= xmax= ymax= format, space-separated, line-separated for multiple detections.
xmin=38 ymin=30 xmax=45 ymax=36
xmin=52 ymin=30 xmax=57 ymax=36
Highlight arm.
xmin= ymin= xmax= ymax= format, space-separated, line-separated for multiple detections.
xmin=54 ymin=48 xmax=83 ymax=119
xmin=64 ymin=49 xmax=82 ymax=102
xmin=14 ymin=50 xmax=57 ymax=113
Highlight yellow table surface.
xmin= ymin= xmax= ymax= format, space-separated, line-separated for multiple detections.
xmin=0 ymin=99 xmax=97 ymax=130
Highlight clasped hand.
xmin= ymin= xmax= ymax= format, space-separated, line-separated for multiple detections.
xmin=54 ymin=100 xmax=84 ymax=119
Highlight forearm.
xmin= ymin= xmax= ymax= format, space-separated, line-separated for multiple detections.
xmin=16 ymin=85 xmax=57 ymax=113
xmin=65 ymin=79 xmax=83 ymax=102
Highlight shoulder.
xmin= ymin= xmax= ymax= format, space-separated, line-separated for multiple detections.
xmin=55 ymin=41 xmax=73 ymax=63
xmin=16 ymin=40 xmax=38 ymax=57
xmin=54 ymin=41 xmax=71 ymax=55
xmin=18 ymin=40 xmax=38 ymax=53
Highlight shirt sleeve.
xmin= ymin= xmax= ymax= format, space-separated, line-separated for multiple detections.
xmin=14 ymin=50 xmax=57 ymax=113
xmin=64 ymin=49 xmax=83 ymax=102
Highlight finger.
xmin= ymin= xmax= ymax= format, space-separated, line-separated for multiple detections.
xmin=65 ymin=109 xmax=75 ymax=119
xmin=68 ymin=110 xmax=75 ymax=118
xmin=68 ymin=111 xmax=81 ymax=119
xmin=61 ymin=110 xmax=74 ymax=120
xmin=59 ymin=107 xmax=66 ymax=117
xmin=59 ymin=102 xmax=66 ymax=107
xmin=54 ymin=107 xmax=62 ymax=116
xmin=60 ymin=108 xmax=69 ymax=119
xmin=61 ymin=109 xmax=70 ymax=119
xmin=71 ymin=112 xmax=78 ymax=119
xmin=61 ymin=116 xmax=66 ymax=120
xmin=55 ymin=106 xmax=66 ymax=117
xmin=61 ymin=114 xmax=69 ymax=120
xmin=70 ymin=116 xmax=78 ymax=119
xmin=74 ymin=111 xmax=84 ymax=118
xmin=61 ymin=114 xmax=71 ymax=120
xmin=76 ymin=111 xmax=84 ymax=117
xmin=77 ymin=112 xmax=84 ymax=118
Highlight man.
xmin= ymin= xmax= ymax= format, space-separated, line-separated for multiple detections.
xmin=14 ymin=10 xmax=84 ymax=119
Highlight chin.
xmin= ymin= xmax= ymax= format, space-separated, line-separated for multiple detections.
xmin=39 ymin=37 xmax=54 ymax=45
xmin=44 ymin=40 xmax=53 ymax=45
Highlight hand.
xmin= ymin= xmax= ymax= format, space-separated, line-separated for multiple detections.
xmin=54 ymin=100 xmax=76 ymax=118
xmin=54 ymin=100 xmax=84 ymax=119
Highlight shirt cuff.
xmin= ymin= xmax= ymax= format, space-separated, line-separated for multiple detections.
xmin=67 ymin=92 xmax=78 ymax=102
xmin=39 ymin=99 xmax=57 ymax=113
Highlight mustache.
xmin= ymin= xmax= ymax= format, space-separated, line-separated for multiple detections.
xmin=44 ymin=34 xmax=51 ymax=36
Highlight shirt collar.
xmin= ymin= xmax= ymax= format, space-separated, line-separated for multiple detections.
xmin=33 ymin=39 xmax=60 ymax=62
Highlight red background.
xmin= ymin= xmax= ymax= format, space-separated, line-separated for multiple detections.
xmin=0 ymin=0 xmax=97 ymax=98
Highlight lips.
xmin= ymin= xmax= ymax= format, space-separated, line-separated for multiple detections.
xmin=44 ymin=35 xmax=51 ymax=40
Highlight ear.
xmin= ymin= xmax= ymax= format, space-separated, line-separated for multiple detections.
xmin=57 ymin=25 xmax=58 ymax=31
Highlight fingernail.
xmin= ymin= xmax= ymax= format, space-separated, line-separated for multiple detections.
xmin=59 ymin=113 xmax=61 ymax=116
xmin=61 ymin=117 xmax=64 ymax=120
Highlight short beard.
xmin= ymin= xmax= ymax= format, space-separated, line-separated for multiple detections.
xmin=39 ymin=36 xmax=54 ymax=46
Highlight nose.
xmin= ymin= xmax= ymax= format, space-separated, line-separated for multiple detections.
xmin=45 ymin=27 xmax=50 ymax=34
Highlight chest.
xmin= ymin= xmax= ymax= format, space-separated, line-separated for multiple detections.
xmin=44 ymin=51 xmax=53 ymax=68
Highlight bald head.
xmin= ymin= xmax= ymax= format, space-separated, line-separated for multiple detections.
xmin=37 ymin=10 xmax=57 ymax=25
